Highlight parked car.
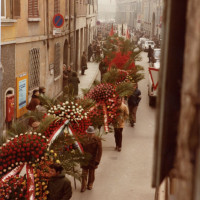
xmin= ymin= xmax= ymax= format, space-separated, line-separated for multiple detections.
xmin=143 ymin=40 xmax=155 ymax=51
xmin=137 ymin=37 xmax=148 ymax=49
xmin=148 ymin=48 xmax=161 ymax=106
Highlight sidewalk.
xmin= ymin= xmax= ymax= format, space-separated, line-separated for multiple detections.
xmin=78 ymin=61 xmax=100 ymax=97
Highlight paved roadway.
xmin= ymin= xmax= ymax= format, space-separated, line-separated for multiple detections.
xmin=70 ymin=52 xmax=156 ymax=200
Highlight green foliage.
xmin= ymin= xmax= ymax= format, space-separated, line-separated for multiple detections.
xmin=116 ymin=82 xmax=135 ymax=97
xmin=36 ymin=116 xmax=56 ymax=135
xmin=49 ymin=132 xmax=90 ymax=181
xmin=102 ymin=68 xmax=119 ymax=84
xmin=129 ymin=65 xmax=145 ymax=83
xmin=24 ymin=110 xmax=45 ymax=122
xmin=7 ymin=120 xmax=28 ymax=137
xmin=79 ymin=98 xmax=95 ymax=111
xmin=39 ymin=95 xmax=57 ymax=110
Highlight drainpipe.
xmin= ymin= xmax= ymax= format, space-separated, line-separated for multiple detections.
xmin=74 ymin=0 xmax=77 ymax=71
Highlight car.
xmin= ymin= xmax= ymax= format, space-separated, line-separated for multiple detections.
xmin=148 ymin=48 xmax=161 ymax=106
xmin=137 ymin=37 xmax=148 ymax=49
xmin=143 ymin=40 xmax=155 ymax=51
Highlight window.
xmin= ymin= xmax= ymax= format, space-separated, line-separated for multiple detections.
xmin=1 ymin=0 xmax=6 ymax=18
xmin=28 ymin=0 xmax=39 ymax=18
xmin=29 ymin=48 xmax=40 ymax=90
xmin=54 ymin=0 xmax=60 ymax=14
xmin=13 ymin=0 xmax=21 ymax=18
xmin=54 ymin=43 xmax=61 ymax=78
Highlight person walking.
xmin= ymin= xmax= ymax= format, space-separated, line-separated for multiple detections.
xmin=113 ymin=97 xmax=129 ymax=152
xmin=63 ymin=65 xmax=73 ymax=89
xmin=147 ymin=45 xmax=153 ymax=63
xmin=48 ymin=163 xmax=72 ymax=200
xmin=81 ymin=51 xmax=88 ymax=75
xmin=99 ymin=61 xmax=107 ymax=82
xmin=81 ymin=126 xmax=102 ymax=192
xmin=88 ymin=44 xmax=93 ymax=62
xmin=128 ymin=85 xmax=141 ymax=127
xmin=69 ymin=71 xmax=80 ymax=96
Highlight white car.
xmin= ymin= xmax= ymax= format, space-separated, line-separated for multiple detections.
xmin=143 ymin=40 xmax=155 ymax=51
xmin=137 ymin=37 xmax=148 ymax=49
xmin=148 ymin=49 xmax=161 ymax=106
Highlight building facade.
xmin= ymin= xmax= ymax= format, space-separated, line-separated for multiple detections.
xmin=0 ymin=0 xmax=98 ymax=141
xmin=115 ymin=0 xmax=163 ymax=40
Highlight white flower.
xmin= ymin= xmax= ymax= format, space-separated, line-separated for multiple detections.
xmin=29 ymin=132 xmax=32 ymax=135
xmin=34 ymin=132 xmax=37 ymax=135
xmin=3 ymin=169 xmax=7 ymax=172
xmin=68 ymin=106 xmax=70 ymax=108
xmin=38 ymin=133 xmax=42 ymax=136
xmin=20 ymin=133 xmax=23 ymax=136
xmin=11 ymin=164 xmax=14 ymax=167
xmin=71 ymin=119 xmax=73 ymax=121
xmin=81 ymin=116 xmax=83 ymax=119
xmin=42 ymin=136 xmax=46 ymax=139
xmin=65 ymin=101 xmax=69 ymax=104
xmin=2 ymin=143 xmax=6 ymax=146
xmin=75 ymin=103 xmax=78 ymax=106
xmin=71 ymin=102 xmax=74 ymax=105
xmin=70 ymin=113 xmax=73 ymax=115
xmin=16 ymin=162 xmax=19 ymax=166
xmin=72 ymin=106 xmax=75 ymax=108
xmin=67 ymin=115 xmax=70 ymax=118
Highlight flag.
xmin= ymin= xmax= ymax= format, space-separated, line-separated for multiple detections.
xmin=126 ymin=29 xmax=130 ymax=39
xmin=109 ymin=24 xmax=114 ymax=37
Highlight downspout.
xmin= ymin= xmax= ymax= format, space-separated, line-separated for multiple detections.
xmin=74 ymin=0 xmax=77 ymax=71
xmin=45 ymin=0 xmax=50 ymax=93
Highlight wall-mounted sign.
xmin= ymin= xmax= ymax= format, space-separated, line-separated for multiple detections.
xmin=16 ymin=74 xmax=28 ymax=118
xmin=53 ymin=28 xmax=62 ymax=35
xmin=53 ymin=14 xmax=64 ymax=28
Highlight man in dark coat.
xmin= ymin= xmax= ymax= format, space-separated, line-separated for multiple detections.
xmin=88 ymin=44 xmax=93 ymax=62
xmin=69 ymin=71 xmax=80 ymax=96
xmin=48 ymin=163 xmax=72 ymax=200
xmin=147 ymin=45 xmax=153 ymax=63
xmin=128 ymin=85 xmax=141 ymax=127
xmin=81 ymin=126 xmax=102 ymax=192
xmin=99 ymin=61 xmax=107 ymax=82
xmin=63 ymin=65 xmax=73 ymax=89
xmin=81 ymin=51 xmax=88 ymax=75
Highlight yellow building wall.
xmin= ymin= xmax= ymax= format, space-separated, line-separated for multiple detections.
xmin=1 ymin=25 xmax=16 ymax=43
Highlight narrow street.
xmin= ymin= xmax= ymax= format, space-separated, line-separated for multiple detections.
xmin=70 ymin=52 xmax=156 ymax=200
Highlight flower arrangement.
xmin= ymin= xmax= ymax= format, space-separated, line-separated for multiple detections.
xmin=47 ymin=101 xmax=90 ymax=134
xmin=87 ymin=83 xmax=116 ymax=102
xmin=0 ymin=175 xmax=27 ymax=200
xmin=33 ymin=150 xmax=59 ymax=200
xmin=0 ymin=133 xmax=48 ymax=176
xmin=43 ymin=119 xmax=65 ymax=139
xmin=107 ymin=51 xmax=136 ymax=71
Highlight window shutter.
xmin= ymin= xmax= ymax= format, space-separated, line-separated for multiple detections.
xmin=13 ymin=0 xmax=21 ymax=18
xmin=28 ymin=0 xmax=39 ymax=18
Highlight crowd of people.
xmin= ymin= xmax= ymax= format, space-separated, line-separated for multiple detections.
xmin=25 ymin=36 xmax=142 ymax=199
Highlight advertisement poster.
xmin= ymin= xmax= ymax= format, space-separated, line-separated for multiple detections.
xmin=16 ymin=74 xmax=28 ymax=118
xmin=18 ymin=79 xmax=27 ymax=109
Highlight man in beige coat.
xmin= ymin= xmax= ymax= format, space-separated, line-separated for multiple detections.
xmin=113 ymin=97 xmax=129 ymax=152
